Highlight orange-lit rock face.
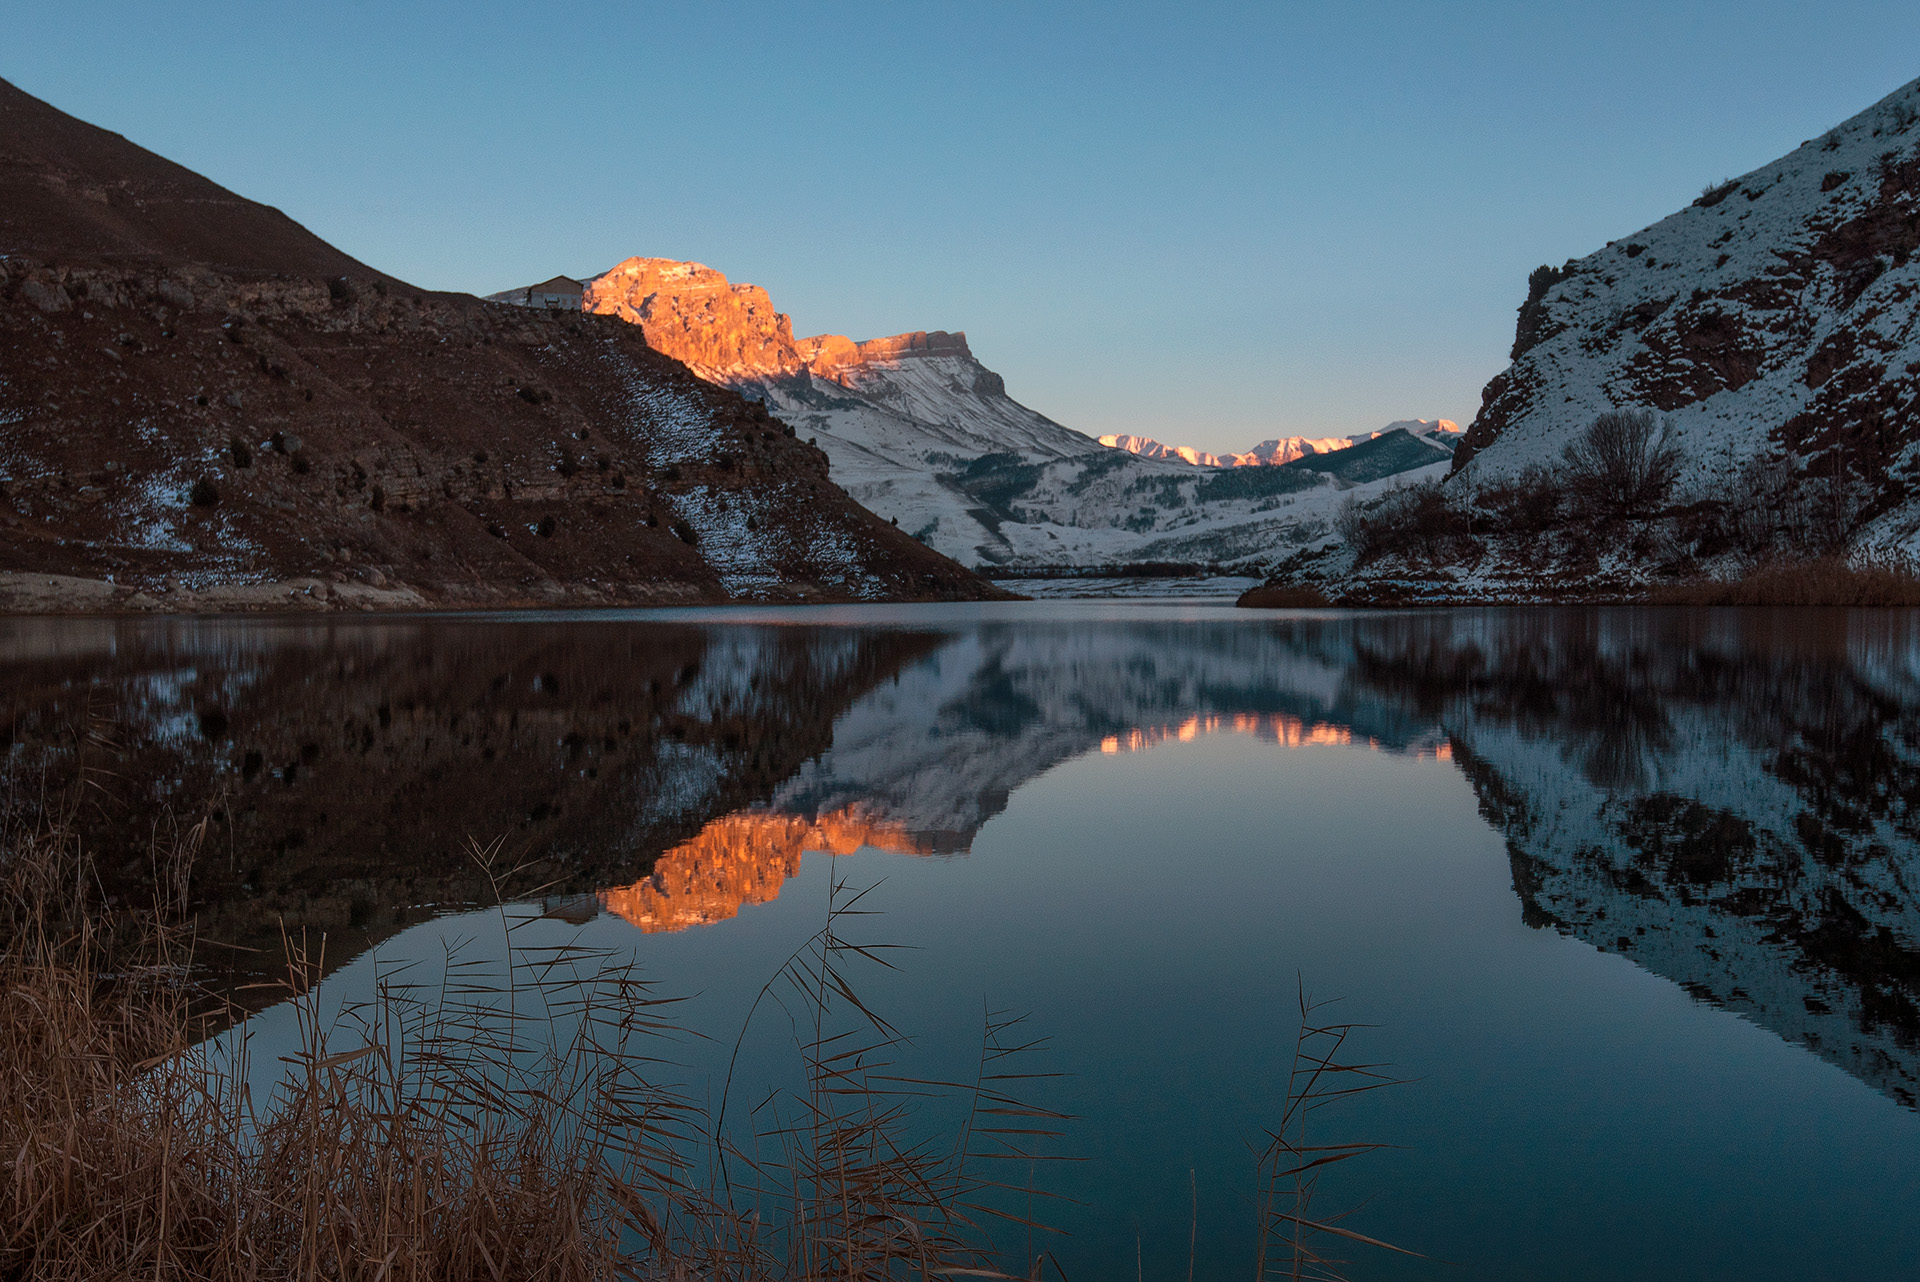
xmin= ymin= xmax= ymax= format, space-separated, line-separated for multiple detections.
xmin=583 ymin=257 xmax=970 ymax=388
xmin=583 ymin=258 xmax=804 ymax=379
xmin=597 ymin=808 xmax=936 ymax=933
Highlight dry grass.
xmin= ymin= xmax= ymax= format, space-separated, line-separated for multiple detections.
xmin=0 ymin=814 xmax=1070 ymax=1281
xmin=1 ymin=808 xmax=1406 ymax=1281
xmin=1649 ymin=555 xmax=1920 ymax=605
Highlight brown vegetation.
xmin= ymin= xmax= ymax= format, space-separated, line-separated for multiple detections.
xmin=0 ymin=814 xmax=1071 ymax=1280
xmin=1648 ymin=556 xmax=1920 ymax=605
xmin=0 ymin=807 xmax=1408 ymax=1280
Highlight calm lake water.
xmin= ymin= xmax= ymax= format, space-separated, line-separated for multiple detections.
xmin=6 ymin=602 xmax=1919 ymax=1279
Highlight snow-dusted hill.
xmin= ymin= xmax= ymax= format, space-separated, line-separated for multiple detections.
xmin=494 ymin=257 xmax=1455 ymax=571
xmin=1254 ymin=76 xmax=1920 ymax=603
xmin=1457 ymin=75 xmax=1920 ymax=511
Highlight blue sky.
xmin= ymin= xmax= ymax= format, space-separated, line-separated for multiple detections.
xmin=9 ymin=2 xmax=1918 ymax=451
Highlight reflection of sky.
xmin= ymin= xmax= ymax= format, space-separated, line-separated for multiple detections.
xmin=232 ymin=726 xmax=1920 ymax=1282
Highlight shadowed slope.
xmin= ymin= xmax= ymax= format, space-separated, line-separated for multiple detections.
xmin=0 ymin=79 xmax=999 ymax=608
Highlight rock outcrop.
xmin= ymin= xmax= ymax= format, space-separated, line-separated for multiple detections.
xmin=560 ymin=258 xmax=1457 ymax=572
xmin=0 ymin=81 xmax=1000 ymax=609
xmin=1452 ymin=75 xmax=1920 ymax=500
xmin=1247 ymin=76 xmax=1920 ymax=604
xmin=583 ymin=258 xmax=987 ymax=393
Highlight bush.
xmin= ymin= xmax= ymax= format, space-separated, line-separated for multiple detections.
xmin=1691 ymin=449 xmax=1868 ymax=559
xmin=188 ymin=476 xmax=220 ymax=508
xmin=1336 ymin=481 xmax=1471 ymax=564
xmin=1562 ymin=409 xmax=1685 ymax=518
xmin=1695 ymin=180 xmax=1741 ymax=208
xmin=1474 ymin=463 xmax=1563 ymax=533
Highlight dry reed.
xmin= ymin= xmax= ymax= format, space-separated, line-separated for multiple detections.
xmin=0 ymin=812 xmax=1071 ymax=1281
xmin=2 ymin=807 xmax=1407 ymax=1281
xmin=1649 ymin=554 xmax=1920 ymax=606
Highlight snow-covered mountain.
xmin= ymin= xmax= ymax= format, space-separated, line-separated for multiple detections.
xmin=1254 ymin=75 xmax=1920 ymax=603
xmin=1453 ymin=76 xmax=1920 ymax=502
xmin=1100 ymin=420 xmax=1461 ymax=468
xmin=503 ymin=257 xmax=1456 ymax=571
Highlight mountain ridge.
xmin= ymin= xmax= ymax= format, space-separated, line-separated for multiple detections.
xmin=511 ymin=257 xmax=1464 ymax=571
xmin=1248 ymin=74 xmax=1920 ymax=604
xmin=0 ymin=80 xmax=1000 ymax=610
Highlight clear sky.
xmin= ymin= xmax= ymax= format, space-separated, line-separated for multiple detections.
xmin=8 ymin=2 xmax=1917 ymax=452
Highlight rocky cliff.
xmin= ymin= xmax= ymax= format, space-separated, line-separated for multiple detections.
xmin=560 ymin=258 xmax=1455 ymax=571
xmin=1453 ymin=77 xmax=1920 ymax=494
xmin=1249 ymin=75 xmax=1920 ymax=604
xmin=0 ymin=81 xmax=998 ymax=610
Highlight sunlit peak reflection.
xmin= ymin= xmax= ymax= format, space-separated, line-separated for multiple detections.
xmin=597 ymin=807 xmax=934 ymax=933
xmin=1098 ymin=712 xmax=1397 ymax=755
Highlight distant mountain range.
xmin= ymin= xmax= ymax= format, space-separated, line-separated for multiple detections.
xmin=495 ymin=257 xmax=1457 ymax=570
xmin=1099 ymin=420 xmax=1461 ymax=469
xmin=0 ymin=79 xmax=996 ymax=610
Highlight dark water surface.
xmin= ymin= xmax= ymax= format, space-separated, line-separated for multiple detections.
xmin=6 ymin=602 xmax=1920 ymax=1279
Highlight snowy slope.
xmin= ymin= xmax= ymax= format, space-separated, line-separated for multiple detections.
xmin=1455 ymin=76 xmax=1920 ymax=546
xmin=544 ymin=257 xmax=1455 ymax=571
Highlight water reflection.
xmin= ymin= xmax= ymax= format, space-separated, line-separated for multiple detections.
xmin=1349 ymin=610 xmax=1920 ymax=1107
xmin=0 ymin=616 xmax=941 ymax=991
xmin=4 ymin=606 xmax=1918 ymax=1110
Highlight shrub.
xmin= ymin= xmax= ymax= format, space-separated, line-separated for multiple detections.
xmin=188 ymin=476 xmax=220 ymax=508
xmin=1336 ymin=481 xmax=1471 ymax=564
xmin=1691 ymin=449 xmax=1867 ymax=558
xmin=1474 ymin=463 xmax=1563 ymax=534
xmin=1695 ymin=180 xmax=1741 ymax=208
xmin=1562 ymin=409 xmax=1685 ymax=518
xmin=228 ymin=436 xmax=252 ymax=469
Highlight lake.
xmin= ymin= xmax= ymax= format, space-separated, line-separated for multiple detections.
xmin=5 ymin=602 xmax=1918 ymax=1279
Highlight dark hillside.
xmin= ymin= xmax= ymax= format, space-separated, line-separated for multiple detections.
xmin=0 ymin=77 xmax=1001 ymax=609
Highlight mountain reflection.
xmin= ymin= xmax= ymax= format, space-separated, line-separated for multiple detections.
xmin=3 ymin=607 xmax=1917 ymax=1107
xmin=1345 ymin=610 xmax=1920 ymax=1109
xmin=0 ymin=617 xmax=942 ymax=991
